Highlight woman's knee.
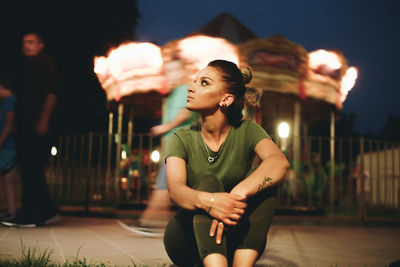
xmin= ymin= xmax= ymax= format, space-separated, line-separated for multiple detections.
xmin=164 ymin=212 xmax=201 ymax=266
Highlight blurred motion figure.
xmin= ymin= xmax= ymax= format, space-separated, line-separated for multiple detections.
xmin=0 ymin=75 xmax=16 ymax=220
xmin=138 ymin=82 xmax=199 ymax=228
xmin=1 ymin=33 xmax=59 ymax=228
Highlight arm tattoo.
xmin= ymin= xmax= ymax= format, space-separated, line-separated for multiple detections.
xmin=258 ymin=177 xmax=273 ymax=192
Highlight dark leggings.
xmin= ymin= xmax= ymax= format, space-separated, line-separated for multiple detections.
xmin=163 ymin=175 xmax=277 ymax=266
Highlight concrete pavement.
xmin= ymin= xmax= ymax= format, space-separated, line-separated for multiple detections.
xmin=0 ymin=215 xmax=399 ymax=267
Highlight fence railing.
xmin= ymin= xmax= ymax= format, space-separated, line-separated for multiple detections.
xmin=8 ymin=133 xmax=399 ymax=219
xmin=273 ymin=135 xmax=400 ymax=219
xmin=44 ymin=133 xmax=159 ymax=211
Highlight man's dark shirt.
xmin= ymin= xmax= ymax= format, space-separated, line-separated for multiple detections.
xmin=14 ymin=53 xmax=58 ymax=133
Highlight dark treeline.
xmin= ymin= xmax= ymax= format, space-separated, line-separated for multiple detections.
xmin=0 ymin=1 xmax=141 ymax=135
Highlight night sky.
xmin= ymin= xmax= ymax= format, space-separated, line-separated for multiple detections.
xmin=1 ymin=0 xmax=399 ymax=136
xmin=135 ymin=0 xmax=400 ymax=136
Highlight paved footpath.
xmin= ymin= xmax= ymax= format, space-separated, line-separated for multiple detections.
xmin=0 ymin=215 xmax=399 ymax=267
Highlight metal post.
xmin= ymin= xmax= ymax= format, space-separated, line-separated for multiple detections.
xmin=128 ymin=105 xmax=134 ymax=152
xmin=329 ymin=110 xmax=335 ymax=206
xmin=65 ymin=136 xmax=70 ymax=202
xmin=398 ymin=146 xmax=400 ymax=210
xmin=127 ymin=106 xmax=134 ymax=201
xmin=339 ymin=138 xmax=343 ymax=206
xmin=293 ymin=100 xmax=301 ymax=203
xmin=359 ymin=137 xmax=366 ymax=220
xmin=105 ymin=112 xmax=113 ymax=201
xmin=347 ymin=138 xmax=353 ymax=205
xmin=97 ymin=134 xmax=103 ymax=202
xmin=369 ymin=139 xmax=373 ymax=205
xmin=377 ymin=142 xmax=381 ymax=205
xmin=56 ymin=136 xmax=62 ymax=201
xmin=305 ymin=136 xmax=311 ymax=207
xmin=79 ymin=135 xmax=85 ymax=202
xmin=392 ymin=143 xmax=396 ymax=207
xmin=114 ymin=103 xmax=123 ymax=203
xmin=318 ymin=137 xmax=323 ymax=207
xmin=85 ymin=132 xmax=93 ymax=213
xmin=384 ymin=142 xmax=388 ymax=205
xmin=72 ymin=135 xmax=77 ymax=201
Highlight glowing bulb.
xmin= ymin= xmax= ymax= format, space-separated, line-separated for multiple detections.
xmin=121 ymin=150 xmax=127 ymax=160
xmin=340 ymin=66 xmax=358 ymax=102
xmin=309 ymin=49 xmax=341 ymax=70
xmin=51 ymin=146 xmax=57 ymax=156
xmin=278 ymin=122 xmax=290 ymax=139
xmin=151 ymin=150 xmax=160 ymax=163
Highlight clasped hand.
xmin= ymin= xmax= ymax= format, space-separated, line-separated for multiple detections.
xmin=208 ymin=192 xmax=247 ymax=244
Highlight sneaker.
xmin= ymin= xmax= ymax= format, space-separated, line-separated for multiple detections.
xmin=117 ymin=219 xmax=164 ymax=237
xmin=1 ymin=214 xmax=37 ymax=228
xmin=0 ymin=213 xmax=15 ymax=220
xmin=37 ymin=212 xmax=61 ymax=226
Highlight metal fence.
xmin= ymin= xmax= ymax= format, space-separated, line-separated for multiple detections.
xmin=45 ymin=133 xmax=159 ymax=211
xmin=273 ymin=136 xmax=400 ymax=218
xmin=7 ymin=133 xmax=398 ymax=219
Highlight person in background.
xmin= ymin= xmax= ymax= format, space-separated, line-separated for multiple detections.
xmin=163 ymin=60 xmax=289 ymax=266
xmin=1 ymin=33 xmax=59 ymax=228
xmin=0 ymin=75 xmax=16 ymax=220
xmin=137 ymin=82 xmax=199 ymax=229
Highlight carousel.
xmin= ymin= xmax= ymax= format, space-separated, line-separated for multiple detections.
xmin=93 ymin=13 xmax=358 ymax=203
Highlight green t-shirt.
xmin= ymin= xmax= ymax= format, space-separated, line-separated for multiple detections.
xmin=165 ymin=120 xmax=270 ymax=191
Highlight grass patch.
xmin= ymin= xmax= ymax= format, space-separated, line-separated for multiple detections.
xmin=0 ymin=240 xmax=167 ymax=267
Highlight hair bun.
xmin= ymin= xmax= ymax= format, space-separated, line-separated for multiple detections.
xmin=241 ymin=67 xmax=252 ymax=85
xmin=244 ymin=86 xmax=262 ymax=108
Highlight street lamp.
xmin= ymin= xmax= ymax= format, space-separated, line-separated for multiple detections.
xmin=278 ymin=122 xmax=290 ymax=151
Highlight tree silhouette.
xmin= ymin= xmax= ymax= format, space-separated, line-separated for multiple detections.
xmin=0 ymin=1 xmax=141 ymax=134
xmin=380 ymin=114 xmax=400 ymax=142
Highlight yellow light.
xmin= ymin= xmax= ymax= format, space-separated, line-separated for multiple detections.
xmin=107 ymin=42 xmax=163 ymax=77
xmin=278 ymin=122 xmax=290 ymax=139
xmin=51 ymin=146 xmax=57 ymax=156
xmin=340 ymin=66 xmax=358 ymax=102
xmin=121 ymin=177 xmax=127 ymax=183
xmin=93 ymin=56 xmax=108 ymax=76
xmin=178 ymin=35 xmax=239 ymax=74
xmin=121 ymin=150 xmax=127 ymax=160
xmin=309 ymin=49 xmax=341 ymax=70
xmin=93 ymin=42 xmax=165 ymax=99
xmin=151 ymin=150 xmax=160 ymax=163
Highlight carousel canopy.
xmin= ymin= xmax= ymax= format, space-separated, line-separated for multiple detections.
xmin=94 ymin=13 xmax=357 ymax=122
xmin=191 ymin=12 xmax=258 ymax=44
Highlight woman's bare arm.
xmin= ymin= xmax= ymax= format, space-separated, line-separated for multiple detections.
xmin=230 ymin=138 xmax=289 ymax=198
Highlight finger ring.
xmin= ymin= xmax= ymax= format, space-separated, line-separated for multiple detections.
xmin=219 ymin=222 xmax=223 ymax=226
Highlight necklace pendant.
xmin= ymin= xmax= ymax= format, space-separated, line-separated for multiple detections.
xmin=208 ymin=156 xmax=215 ymax=163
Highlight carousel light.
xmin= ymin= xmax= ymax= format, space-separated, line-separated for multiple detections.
xmin=309 ymin=49 xmax=341 ymax=70
xmin=178 ymin=35 xmax=239 ymax=72
xmin=93 ymin=56 xmax=108 ymax=76
xmin=340 ymin=66 xmax=358 ymax=102
xmin=151 ymin=149 xmax=160 ymax=163
xmin=51 ymin=146 xmax=57 ymax=156
xmin=93 ymin=42 xmax=165 ymax=100
xmin=107 ymin=42 xmax=163 ymax=77
xmin=121 ymin=150 xmax=127 ymax=160
xmin=278 ymin=122 xmax=290 ymax=139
